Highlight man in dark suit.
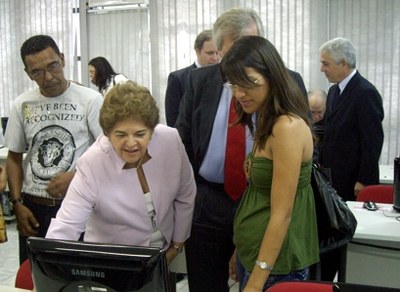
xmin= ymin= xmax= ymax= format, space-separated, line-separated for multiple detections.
xmin=175 ymin=8 xmax=308 ymax=292
xmin=318 ymin=37 xmax=384 ymax=281
xmin=320 ymin=37 xmax=384 ymax=202
xmin=165 ymin=29 xmax=219 ymax=126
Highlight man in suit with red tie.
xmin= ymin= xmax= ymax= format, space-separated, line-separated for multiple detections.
xmin=165 ymin=29 xmax=219 ymax=127
xmin=175 ymin=8 xmax=308 ymax=292
xmin=318 ymin=37 xmax=384 ymax=281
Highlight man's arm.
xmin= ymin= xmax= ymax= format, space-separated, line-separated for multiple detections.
xmin=357 ymin=86 xmax=384 ymax=185
xmin=87 ymin=94 xmax=104 ymax=138
xmin=175 ymin=71 xmax=195 ymax=165
xmin=165 ymin=73 xmax=183 ymax=127
xmin=7 ymin=150 xmax=39 ymax=237
xmin=0 ymin=165 xmax=7 ymax=192
xmin=46 ymin=171 xmax=75 ymax=198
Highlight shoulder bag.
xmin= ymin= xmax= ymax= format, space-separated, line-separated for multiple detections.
xmin=311 ymin=164 xmax=357 ymax=253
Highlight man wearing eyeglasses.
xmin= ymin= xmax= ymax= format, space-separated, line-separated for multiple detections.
xmin=4 ymin=34 xmax=103 ymax=265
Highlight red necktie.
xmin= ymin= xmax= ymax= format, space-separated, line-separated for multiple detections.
xmin=224 ymin=97 xmax=247 ymax=201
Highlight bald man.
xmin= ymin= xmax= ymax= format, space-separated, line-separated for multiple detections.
xmin=308 ymin=89 xmax=327 ymax=123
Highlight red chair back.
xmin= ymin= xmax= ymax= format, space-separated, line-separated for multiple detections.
xmin=15 ymin=259 xmax=34 ymax=290
xmin=357 ymin=185 xmax=394 ymax=204
xmin=267 ymin=281 xmax=338 ymax=291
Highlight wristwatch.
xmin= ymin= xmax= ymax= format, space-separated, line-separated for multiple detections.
xmin=11 ymin=198 xmax=23 ymax=206
xmin=171 ymin=243 xmax=184 ymax=254
xmin=255 ymin=260 xmax=273 ymax=271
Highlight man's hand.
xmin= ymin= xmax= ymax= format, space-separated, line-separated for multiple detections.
xmin=0 ymin=165 xmax=7 ymax=193
xmin=46 ymin=171 xmax=75 ymax=198
xmin=354 ymin=181 xmax=365 ymax=197
xmin=14 ymin=203 xmax=39 ymax=237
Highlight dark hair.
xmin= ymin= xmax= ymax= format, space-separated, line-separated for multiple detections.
xmin=88 ymin=57 xmax=117 ymax=93
xmin=100 ymin=80 xmax=159 ymax=135
xmin=20 ymin=35 xmax=61 ymax=67
xmin=194 ymin=29 xmax=213 ymax=51
xmin=221 ymin=36 xmax=311 ymax=148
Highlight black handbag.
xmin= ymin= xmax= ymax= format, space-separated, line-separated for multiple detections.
xmin=311 ymin=164 xmax=357 ymax=253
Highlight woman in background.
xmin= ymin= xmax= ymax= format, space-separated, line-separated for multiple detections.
xmin=0 ymin=165 xmax=7 ymax=243
xmin=221 ymin=36 xmax=319 ymax=291
xmin=88 ymin=56 xmax=128 ymax=96
xmin=46 ymin=80 xmax=196 ymax=265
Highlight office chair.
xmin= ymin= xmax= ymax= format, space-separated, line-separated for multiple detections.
xmin=15 ymin=258 xmax=34 ymax=290
xmin=357 ymin=185 xmax=394 ymax=204
xmin=267 ymin=281 xmax=339 ymax=291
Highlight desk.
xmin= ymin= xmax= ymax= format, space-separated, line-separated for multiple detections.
xmin=379 ymin=164 xmax=394 ymax=184
xmin=346 ymin=201 xmax=400 ymax=288
xmin=0 ymin=146 xmax=8 ymax=164
xmin=0 ymin=285 xmax=31 ymax=291
xmin=0 ymin=147 xmax=14 ymax=221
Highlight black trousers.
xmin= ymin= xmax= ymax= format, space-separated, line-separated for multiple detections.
xmin=185 ymin=177 xmax=238 ymax=292
xmin=18 ymin=197 xmax=61 ymax=265
xmin=310 ymin=246 xmax=347 ymax=282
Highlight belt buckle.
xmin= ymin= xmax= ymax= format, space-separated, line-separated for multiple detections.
xmin=48 ymin=198 xmax=57 ymax=207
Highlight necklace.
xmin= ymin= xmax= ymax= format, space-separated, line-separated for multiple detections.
xmin=244 ymin=156 xmax=252 ymax=181
xmin=245 ymin=143 xmax=257 ymax=182
xmin=123 ymin=151 xmax=147 ymax=169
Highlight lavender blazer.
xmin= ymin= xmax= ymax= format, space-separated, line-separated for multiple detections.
xmin=46 ymin=124 xmax=196 ymax=248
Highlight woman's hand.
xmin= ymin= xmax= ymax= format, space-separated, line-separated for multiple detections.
xmin=165 ymin=246 xmax=179 ymax=265
xmin=243 ymin=285 xmax=263 ymax=292
xmin=243 ymin=272 xmax=266 ymax=292
xmin=165 ymin=242 xmax=184 ymax=265
xmin=229 ymin=249 xmax=238 ymax=282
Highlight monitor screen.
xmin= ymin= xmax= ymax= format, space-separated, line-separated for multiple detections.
xmin=394 ymin=157 xmax=400 ymax=212
xmin=27 ymin=237 xmax=171 ymax=292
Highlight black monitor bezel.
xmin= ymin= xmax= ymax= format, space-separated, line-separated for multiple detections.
xmin=27 ymin=237 xmax=171 ymax=292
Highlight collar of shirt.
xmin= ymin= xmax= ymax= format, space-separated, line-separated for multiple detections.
xmin=338 ymin=69 xmax=357 ymax=94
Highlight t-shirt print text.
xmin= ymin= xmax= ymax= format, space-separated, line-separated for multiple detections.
xmin=24 ymin=102 xmax=84 ymax=123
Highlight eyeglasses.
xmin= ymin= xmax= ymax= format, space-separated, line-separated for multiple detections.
xmin=225 ymin=75 xmax=263 ymax=91
xmin=28 ymin=60 xmax=62 ymax=79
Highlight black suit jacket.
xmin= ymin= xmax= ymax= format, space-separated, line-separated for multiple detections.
xmin=175 ymin=63 xmax=307 ymax=174
xmin=165 ymin=63 xmax=197 ymax=126
xmin=320 ymin=71 xmax=384 ymax=201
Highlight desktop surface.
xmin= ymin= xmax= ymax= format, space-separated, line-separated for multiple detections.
xmin=379 ymin=164 xmax=394 ymax=184
xmin=346 ymin=201 xmax=400 ymax=288
xmin=346 ymin=201 xmax=400 ymax=245
xmin=0 ymin=285 xmax=31 ymax=292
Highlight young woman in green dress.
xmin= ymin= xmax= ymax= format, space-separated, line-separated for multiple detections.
xmin=221 ymin=36 xmax=319 ymax=292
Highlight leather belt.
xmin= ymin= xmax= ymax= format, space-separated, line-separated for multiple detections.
xmin=23 ymin=193 xmax=63 ymax=207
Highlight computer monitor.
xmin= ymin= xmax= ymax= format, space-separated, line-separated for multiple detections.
xmin=27 ymin=237 xmax=171 ymax=292
xmin=394 ymin=157 xmax=400 ymax=212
